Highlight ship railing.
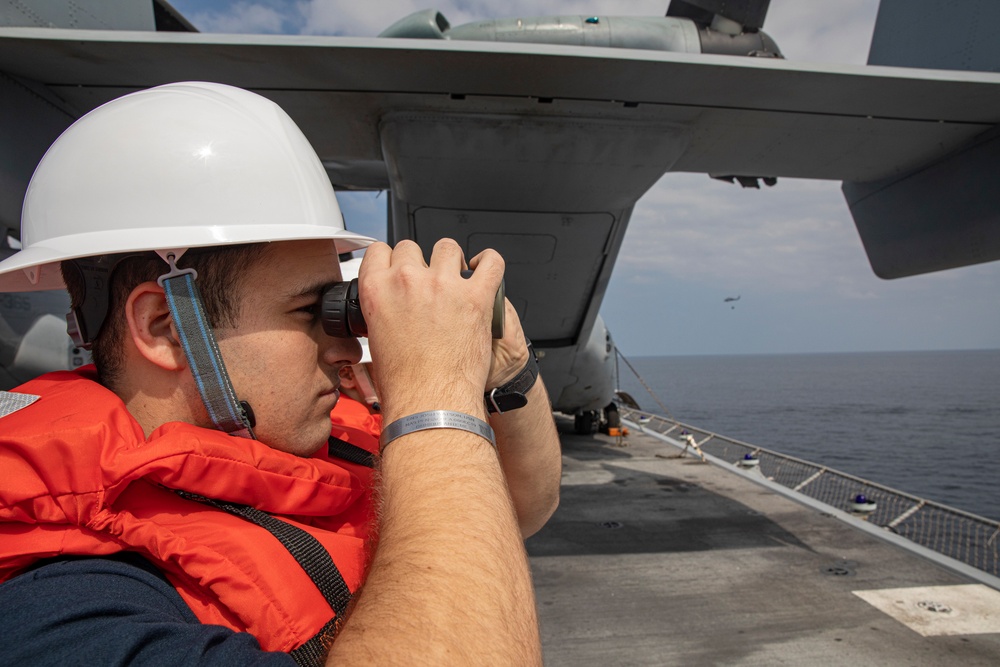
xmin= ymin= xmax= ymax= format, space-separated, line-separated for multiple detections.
xmin=619 ymin=407 xmax=1000 ymax=579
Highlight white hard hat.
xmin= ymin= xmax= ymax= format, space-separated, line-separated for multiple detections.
xmin=0 ymin=81 xmax=374 ymax=292
xmin=338 ymin=256 xmax=372 ymax=363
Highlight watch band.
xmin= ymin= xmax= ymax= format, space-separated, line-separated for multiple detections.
xmin=485 ymin=339 xmax=539 ymax=414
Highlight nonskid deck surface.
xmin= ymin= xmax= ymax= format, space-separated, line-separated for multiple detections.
xmin=526 ymin=418 xmax=1000 ymax=666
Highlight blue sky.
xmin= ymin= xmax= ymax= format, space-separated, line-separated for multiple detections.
xmin=170 ymin=0 xmax=1000 ymax=356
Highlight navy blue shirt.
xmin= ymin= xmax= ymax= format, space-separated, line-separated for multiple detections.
xmin=0 ymin=554 xmax=296 ymax=666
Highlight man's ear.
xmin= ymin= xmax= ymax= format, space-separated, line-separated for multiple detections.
xmin=339 ymin=363 xmax=358 ymax=390
xmin=124 ymin=281 xmax=186 ymax=371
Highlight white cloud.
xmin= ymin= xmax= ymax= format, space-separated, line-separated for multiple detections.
xmin=297 ymin=0 xmax=426 ymax=36
xmin=616 ymin=175 xmax=874 ymax=299
xmin=188 ymin=1 xmax=292 ymax=34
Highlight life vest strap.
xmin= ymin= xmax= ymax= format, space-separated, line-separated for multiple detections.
xmin=290 ymin=616 xmax=339 ymax=667
xmin=327 ymin=436 xmax=375 ymax=468
xmin=176 ymin=491 xmax=351 ymax=664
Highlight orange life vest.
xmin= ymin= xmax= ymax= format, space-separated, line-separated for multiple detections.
xmin=0 ymin=367 xmax=377 ymax=656
xmin=330 ymin=392 xmax=382 ymax=452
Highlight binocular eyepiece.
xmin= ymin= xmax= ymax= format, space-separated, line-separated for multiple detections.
xmin=321 ymin=271 xmax=505 ymax=340
xmin=321 ymin=278 xmax=367 ymax=338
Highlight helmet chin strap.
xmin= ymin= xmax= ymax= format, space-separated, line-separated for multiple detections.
xmin=157 ymin=253 xmax=256 ymax=439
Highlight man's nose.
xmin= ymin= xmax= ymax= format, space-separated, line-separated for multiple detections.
xmin=322 ymin=334 xmax=362 ymax=367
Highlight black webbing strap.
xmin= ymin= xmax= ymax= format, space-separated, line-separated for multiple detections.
xmin=175 ymin=491 xmax=351 ymax=666
xmin=292 ymin=617 xmax=339 ymax=667
xmin=327 ymin=436 xmax=375 ymax=468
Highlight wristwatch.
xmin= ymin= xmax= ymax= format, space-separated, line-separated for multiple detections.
xmin=485 ymin=339 xmax=539 ymax=414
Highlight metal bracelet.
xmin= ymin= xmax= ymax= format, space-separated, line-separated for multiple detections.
xmin=381 ymin=410 xmax=496 ymax=450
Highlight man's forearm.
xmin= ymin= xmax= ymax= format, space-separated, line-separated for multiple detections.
xmin=342 ymin=240 xmax=542 ymax=664
xmin=491 ymin=377 xmax=562 ymax=538
xmin=327 ymin=429 xmax=542 ymax=666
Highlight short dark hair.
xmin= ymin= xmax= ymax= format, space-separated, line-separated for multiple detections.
xmin=61 ymin=244 xmax=269 ymax=389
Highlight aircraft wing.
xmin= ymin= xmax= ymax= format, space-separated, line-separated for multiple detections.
xmin=2 ymin=27 xmax=998 ymax=187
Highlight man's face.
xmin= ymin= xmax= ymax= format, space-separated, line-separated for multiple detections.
xmin=215 ymin=239 xmax=361 ymax=456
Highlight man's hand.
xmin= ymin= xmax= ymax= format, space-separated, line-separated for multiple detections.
xmin=486 ymin=299 xmax=531 ymax=389
xmin=358 ymin=239 xmax=504 ymax=422
xmin=466 ymin=250 xmax=530 ymax=390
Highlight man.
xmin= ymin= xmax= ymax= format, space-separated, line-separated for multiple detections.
xmin=0 ymin=82 xmax=560 ymax=665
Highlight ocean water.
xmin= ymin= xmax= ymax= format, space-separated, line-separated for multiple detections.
xmin=616 ymin=349 xmax=1000 ymax=522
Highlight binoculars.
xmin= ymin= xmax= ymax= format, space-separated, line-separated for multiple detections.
xmin=321 ymin=271 xmax=505 ymax=340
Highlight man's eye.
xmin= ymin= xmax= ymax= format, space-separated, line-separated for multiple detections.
xmin=298 ymin=303 xmax=320 ymax=318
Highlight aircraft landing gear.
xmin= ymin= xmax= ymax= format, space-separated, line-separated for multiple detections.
xmin=574 ymin=402 xmax=623 ymax=436
xmin=574 ymin=410 xmax=599 ymax=435
xmin=602 ymin=402 xmax=621 ymax=432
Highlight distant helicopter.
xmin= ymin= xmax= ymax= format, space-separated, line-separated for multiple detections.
xmin=724 ymin=295 xmax=741 ymax=309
